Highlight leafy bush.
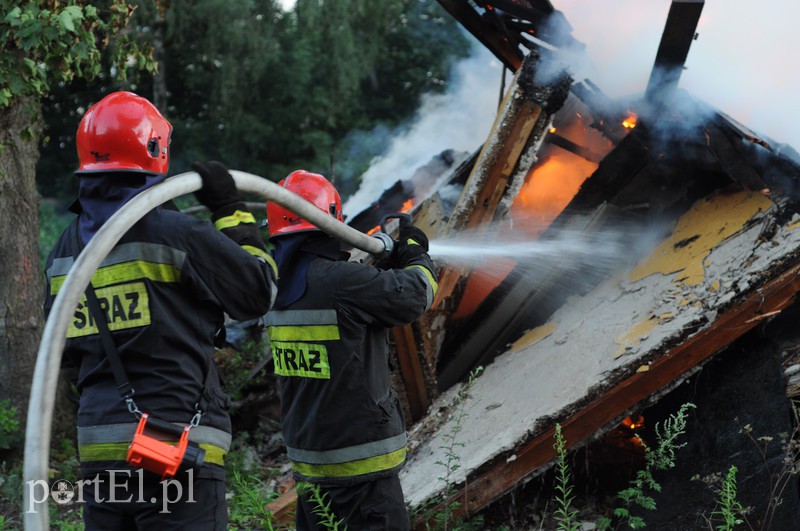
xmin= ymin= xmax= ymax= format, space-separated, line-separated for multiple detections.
xmin=0 ymin=399 xmax=21 ymax=451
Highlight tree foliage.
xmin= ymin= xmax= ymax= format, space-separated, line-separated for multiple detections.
xmin=1 ymin=0 xmax=154 ymax=106
xmin=36 ymin=0 xmax=470 ymax=200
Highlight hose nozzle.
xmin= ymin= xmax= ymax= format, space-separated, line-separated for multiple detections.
xmin=371 ymin=232 xmax=394 ymax=259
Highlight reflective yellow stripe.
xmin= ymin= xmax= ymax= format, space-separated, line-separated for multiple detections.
xmin=268 ymin=325 xmax=340 ymax=342
xmin=406 ymin=264 xmax=438 ymax=297
xmin=78 ymin=442 xmax=226 ymax=466
xmin=50 ymin=261 xmax=181 ymax=295
xmin=214 ymin=210 xmax=256 ymax=230
xmin=292 ymin=447 xmax=406 ymax=479
xmin=201 ymin=444 xmax=226 ymax=466
xmin=242 ymin=246 xmax=279 ymax=277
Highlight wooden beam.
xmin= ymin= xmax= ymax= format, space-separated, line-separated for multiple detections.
xmin=569 ymin=79 xmax=628 ymax=143
xmin=267 ymin=477 xmax=296 ymax=525
xmin=436 ymin=0 xmax=523 ymax=70
xmin=390 ymin=53 xmax=570 ymax=419
xmin=463 ymin=103 xmax=542 ymax=229
xmin=547 ymin=132 xmax=605 ymax=163
xmin=416 ymin=258 xmax=800 ymax=526
xmin=704 ymin=125 xmax=769 ymax=192
xmin=565 ymin=125 xmax=651 ymax=211
xmin=393 ymin=326 xmax=428 ymax=420
xmin=645 ymin=0 xmax=705 ymax=103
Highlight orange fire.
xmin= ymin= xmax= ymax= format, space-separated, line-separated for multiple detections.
xmin=453 ymin=118 xmax=614 ymax=322
xmin=621 ymin=415 xmax=645 ymax=431
xmin=365 ymin=199 xmax=414 ymax=236
xmin=622 ymin=111 xmax=637 ymax=129
xmin=454 ymin=148 xmax=599 ymax=320
xmin=510 ymin=150 xmax=598 ymax=230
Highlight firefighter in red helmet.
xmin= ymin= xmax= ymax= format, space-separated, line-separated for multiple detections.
xmin=266 ymin=170 xmax=437 ymax=530
xmin=44 ymin=91 xmax=277 ymax=530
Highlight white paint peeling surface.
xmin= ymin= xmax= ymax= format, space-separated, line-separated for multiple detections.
xmin=401 ymin=191 xmax=800 ymax=507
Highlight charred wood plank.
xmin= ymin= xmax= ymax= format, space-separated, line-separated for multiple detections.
xmin=564 ymin=125 xmax=651 ymax=211
xmin=447 ymin=53 xmax=571 ymax=230
xmin=392 ymin=326 xmax=428 ymax=420
xmin=436 ymin=0 xmax=524 ymax=70
xmin=704 ymin=124 xmax=769 ymax=192
xmin=480 ymin=0 xmax=554 ymax=19
xmin=547 ymin=132 xmax=605 ymax=163
xmin=715 ymin=110 xmax=773 ymax=152
xmin=645 ymin=0 xmax=705 ymax=104
xmin=416 ymin=258 xmax=800 ymax=527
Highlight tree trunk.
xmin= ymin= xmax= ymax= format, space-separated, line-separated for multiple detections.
xmin=0 ymin=96 xmax=44 ymax=418
xmin=152 ymin=9 xmax=168 ymax=111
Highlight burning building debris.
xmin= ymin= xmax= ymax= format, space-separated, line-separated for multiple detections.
xmin=268 ymin=0 xmax=800 ymax=525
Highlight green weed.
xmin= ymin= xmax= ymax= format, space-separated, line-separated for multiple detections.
xmin=424 ymin=366 xmax=484 ymax=531
xmin=733 ymin=401 xmax=800 ymax=530
xmin=597 ymin=402 xmax=696 ymax=530
xmin=710 ymin=465 xmax=744 ymax=530
xmin=297 ymin=482 xmax=347 ymax=530
xmin=552 ymin=424 xmax=580 ymax=531
xmin=228 ymin=469 xmax=281 ymax=530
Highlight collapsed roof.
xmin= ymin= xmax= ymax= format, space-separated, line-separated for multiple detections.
xmin=270 ymin=0 xmax=800 ymax=523
xmin=391 ymin=0 xmax=800 ymax=521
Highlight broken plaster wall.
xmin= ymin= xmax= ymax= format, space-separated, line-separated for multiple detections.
xmin=401 ymin=188 xmax=800 ymax=508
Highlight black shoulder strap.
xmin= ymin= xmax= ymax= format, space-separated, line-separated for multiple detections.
xmin=84 ymin=281 xmax=214 ymax=421
xmin=84 ymin=283 xmax=134 ymax=400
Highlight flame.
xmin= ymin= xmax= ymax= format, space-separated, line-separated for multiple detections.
xmin=455 ymin=147 xmax=598 ymax=320
xmin=364 ymin=198 xmax=413 ymax=236
xmin=510 ymin=150 xmax=598 ymax=231
xmin=454 ymin=119 xmax=613 ymax=322
xmin=621 ymin=415 xmax=645 ymax=431
xmin=549 ymin=127 xmax=557 ymax=134
xmin=622 ymin=111 xmax=637 ymax=129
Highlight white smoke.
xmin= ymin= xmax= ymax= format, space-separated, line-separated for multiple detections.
xmin=346 ymin=1 xmax=799 ymax=217
xmin=555 ymin=0 xmax=800 ymax=150
xmin=343 ymin=45 xmax=502 ymax=217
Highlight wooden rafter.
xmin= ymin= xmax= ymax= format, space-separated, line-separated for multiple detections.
xmin=393 ymin=52 xmax=571 ymax=420
xmin=645 ymin=0 xmax=705 ymax=103
xmin=435 ymin=0 xmax=523 ymax=70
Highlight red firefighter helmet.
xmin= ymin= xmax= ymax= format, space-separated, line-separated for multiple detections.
xmin=267 ymin=170 xmax=343 ymax=238
xmin=76 ymin=91 xmax=172 ymax=175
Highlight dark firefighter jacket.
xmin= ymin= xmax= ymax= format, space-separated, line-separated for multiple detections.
xmin=44 ymin=203 xmax=277 ymax=478
xmin=269 ymin=237 xmax=438 ymax=485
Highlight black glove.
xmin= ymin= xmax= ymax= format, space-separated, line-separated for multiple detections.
xmin=192 ymin=161 xmax=240 ymax=212
xmin=394 ymin=224 xmax=430 ymax=268
xmin=399 ymin=225 xmax=429 ymax=251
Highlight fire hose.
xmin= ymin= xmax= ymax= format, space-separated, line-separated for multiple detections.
xmin=23 ymin=171 xmax=391 ymax=529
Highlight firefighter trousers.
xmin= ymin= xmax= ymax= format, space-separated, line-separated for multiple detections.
xmin=81 ymin=468 xmax=226 ymax=530
xmin=296 ymin=475 xmax=410 ymax=531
